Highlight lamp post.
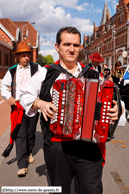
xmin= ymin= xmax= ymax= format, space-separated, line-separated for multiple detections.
xmin=21 ymin=22 xmax=35 ymax=41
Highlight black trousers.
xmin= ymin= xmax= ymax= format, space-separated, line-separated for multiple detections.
xmin=44 ymin=141 xmax=103 ymax=194
xmin=15 ymin=113 xmax=39 ymax=169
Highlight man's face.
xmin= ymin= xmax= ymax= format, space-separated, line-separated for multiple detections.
xmin=17 ymin=52 xmax=31 ymax=67
xmin=92 ymin=60 xmax=99 ymax=67
xmin=55 ymin=31 xmax=80 ymax=65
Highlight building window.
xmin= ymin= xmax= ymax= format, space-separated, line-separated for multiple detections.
xmin=106 ymin=58 xmax=109 ymax=66
xmin=5 ymin=53 xmax=9 ymax=66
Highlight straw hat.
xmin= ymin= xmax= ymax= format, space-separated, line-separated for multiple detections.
xmin=89 ymin=52 xmax=104 ymax=62
xmin=12 ymin=41 xmax=33 ymax=55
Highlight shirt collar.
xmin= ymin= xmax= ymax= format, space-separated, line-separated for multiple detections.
xmin=60 ymin=62 xmax=82 ymax=77
xmin=91 ymin=63 xmax=98 ymax=72
xmin=17 ymin=63 xmax=30 ymax=70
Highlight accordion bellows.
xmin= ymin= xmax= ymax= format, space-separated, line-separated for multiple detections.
xmin=50 ymin=78 xmax=116 ymax=143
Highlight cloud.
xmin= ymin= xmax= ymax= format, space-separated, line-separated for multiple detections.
xmin=0 ymin=0 xmax=93 ymax=34
xmin=0 ymin=0 xmax=94 ymax=61
xmin=40 ymin=37 xmax=55 ymax=47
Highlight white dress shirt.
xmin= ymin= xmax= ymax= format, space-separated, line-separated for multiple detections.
xmin=1 ymin=63 xmax=42 ymax=116
xmin=20 ymin=62 xmax=82 ymax=117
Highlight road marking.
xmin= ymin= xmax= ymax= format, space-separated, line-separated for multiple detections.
xmin=0 ymin=100 xmax=5 ymax=104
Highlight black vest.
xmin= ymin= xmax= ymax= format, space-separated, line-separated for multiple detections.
xmin=9 ymin=62 xmax=38 ymax=112
xmin=88 ymin=63 xmax=101 ymax=74
xmin=9 ymin=62 xmax=38 ymax=97
xmin=39 ymin=64 xmax=99 ymax=146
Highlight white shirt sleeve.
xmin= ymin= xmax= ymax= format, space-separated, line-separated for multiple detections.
xmin=20 ymin=67 xmax=47 ymax=116
xmin=1 ymin=70 xmax=12 ymax=100
xmin=123 ymin=79 xmax=129 ymax=86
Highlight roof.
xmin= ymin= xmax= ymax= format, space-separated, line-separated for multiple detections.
xmin=0 ymin=35 xmax=13 ymax=49
xmin=13 ymin=21 xmax=38 ymax=48
xmin=100 ymin=2 xmax=111 ymax=25
xmin=0 ymin=18 xmax=18 ymax=40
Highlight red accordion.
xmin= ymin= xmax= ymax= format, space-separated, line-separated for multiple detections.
xmin=50 ymin=78 xmax=121 ymax=143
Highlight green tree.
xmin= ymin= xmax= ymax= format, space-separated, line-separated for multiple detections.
xmin=37 ymin=54 xmax=54 ymax=66
xmin=45 ymin=55 xmax=55 ymax=65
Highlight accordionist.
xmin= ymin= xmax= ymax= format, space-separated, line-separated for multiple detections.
xmin=20 ymin=27 xmax=120 ymax=194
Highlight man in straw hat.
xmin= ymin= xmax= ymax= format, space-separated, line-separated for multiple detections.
xmin=1 ymin=41 xmax=41 ymax=176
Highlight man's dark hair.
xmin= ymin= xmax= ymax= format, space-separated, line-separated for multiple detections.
xmin=56 ymin=26 xmax=81 ymax=45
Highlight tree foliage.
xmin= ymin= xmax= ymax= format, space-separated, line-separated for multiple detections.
xmin=37 ymin=54 xmax=55 ymax=66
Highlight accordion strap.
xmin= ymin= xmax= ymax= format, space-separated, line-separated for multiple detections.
xmin=50 ymin=63 xmax=75 ymax=78
xmin=50 ymin=63 xmax=90 ymax=78
xmin=78 ymin=65 xmax=90 ymax=77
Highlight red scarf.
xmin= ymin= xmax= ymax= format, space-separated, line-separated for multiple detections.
xmin=10 ymin=102 xmax=24 ymax=144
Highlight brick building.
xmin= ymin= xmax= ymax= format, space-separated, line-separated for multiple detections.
xmin=78 ymin=0 xmax=129 ymax=70
xmin=0 ymin=18 xmax=40 ymax=79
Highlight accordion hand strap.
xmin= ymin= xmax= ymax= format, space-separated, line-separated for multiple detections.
xmin=108 ymin=84 xmax=122 ymax=141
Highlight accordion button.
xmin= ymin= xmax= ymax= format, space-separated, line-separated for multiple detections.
xmin=102 ymin=120 xmax=104 ymax=122
xmin=106 ymin=120 xmax=108 ymax=123
xmin=102 ymin=116 xmax=105 ymax=119
xmin=104 ymin=102 xmax=107 ymax=104
xmin=108 ymin=102 xmax=111 ymax=105
xmin=104 ymin=105 xmax=106 ymax=108
xmin=106 ymin=117 xmax=109 ymax=119
xmin=103 ymin=113 xmax=106 ymax=115
xmin=103 ymin=109 xmax=106 ymax=112
xmin=107 ymin=106 xmax=110 ymax=109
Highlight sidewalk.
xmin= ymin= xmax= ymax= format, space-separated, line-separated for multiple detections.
xmin=0 ymin=117 xmax=50 ymax=187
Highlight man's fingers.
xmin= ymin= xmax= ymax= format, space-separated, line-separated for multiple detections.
xmin=112 ymin=100 xmax=117 ymax=105
xmin=41 ymin=101 xmax=57 ymax=121
xmin=107 ymin=100 xmax=118 ymax=121
xmin=50 ymin=103 xmax=57 ymax=113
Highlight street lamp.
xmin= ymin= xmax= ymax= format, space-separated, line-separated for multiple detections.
xmin=21 ymin=22 xmax=35 ymax=41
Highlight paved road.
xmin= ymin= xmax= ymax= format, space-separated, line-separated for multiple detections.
xmin=0 ymin=87 xmax=129 ymax=194
xmin=0 ymin=117 xmax=129 ymax=194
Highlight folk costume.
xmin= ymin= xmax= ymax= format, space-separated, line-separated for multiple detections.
xmin=1 ymin=41 xmax=40 ymax=171
xmin=20 ymin=60 xmax=105 ymax=194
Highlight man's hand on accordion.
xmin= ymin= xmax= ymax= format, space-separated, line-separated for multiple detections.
xmin=107 ymin=100 xmax=118 ymax=124
xmin=34 ymin=99 xmax=57 ymax=121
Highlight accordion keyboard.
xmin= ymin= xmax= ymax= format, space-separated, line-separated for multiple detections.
xmin=102 ymin=102 xmax=111 ymax=123
xmin=50 ymin=89 xmax=59 ymax=124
